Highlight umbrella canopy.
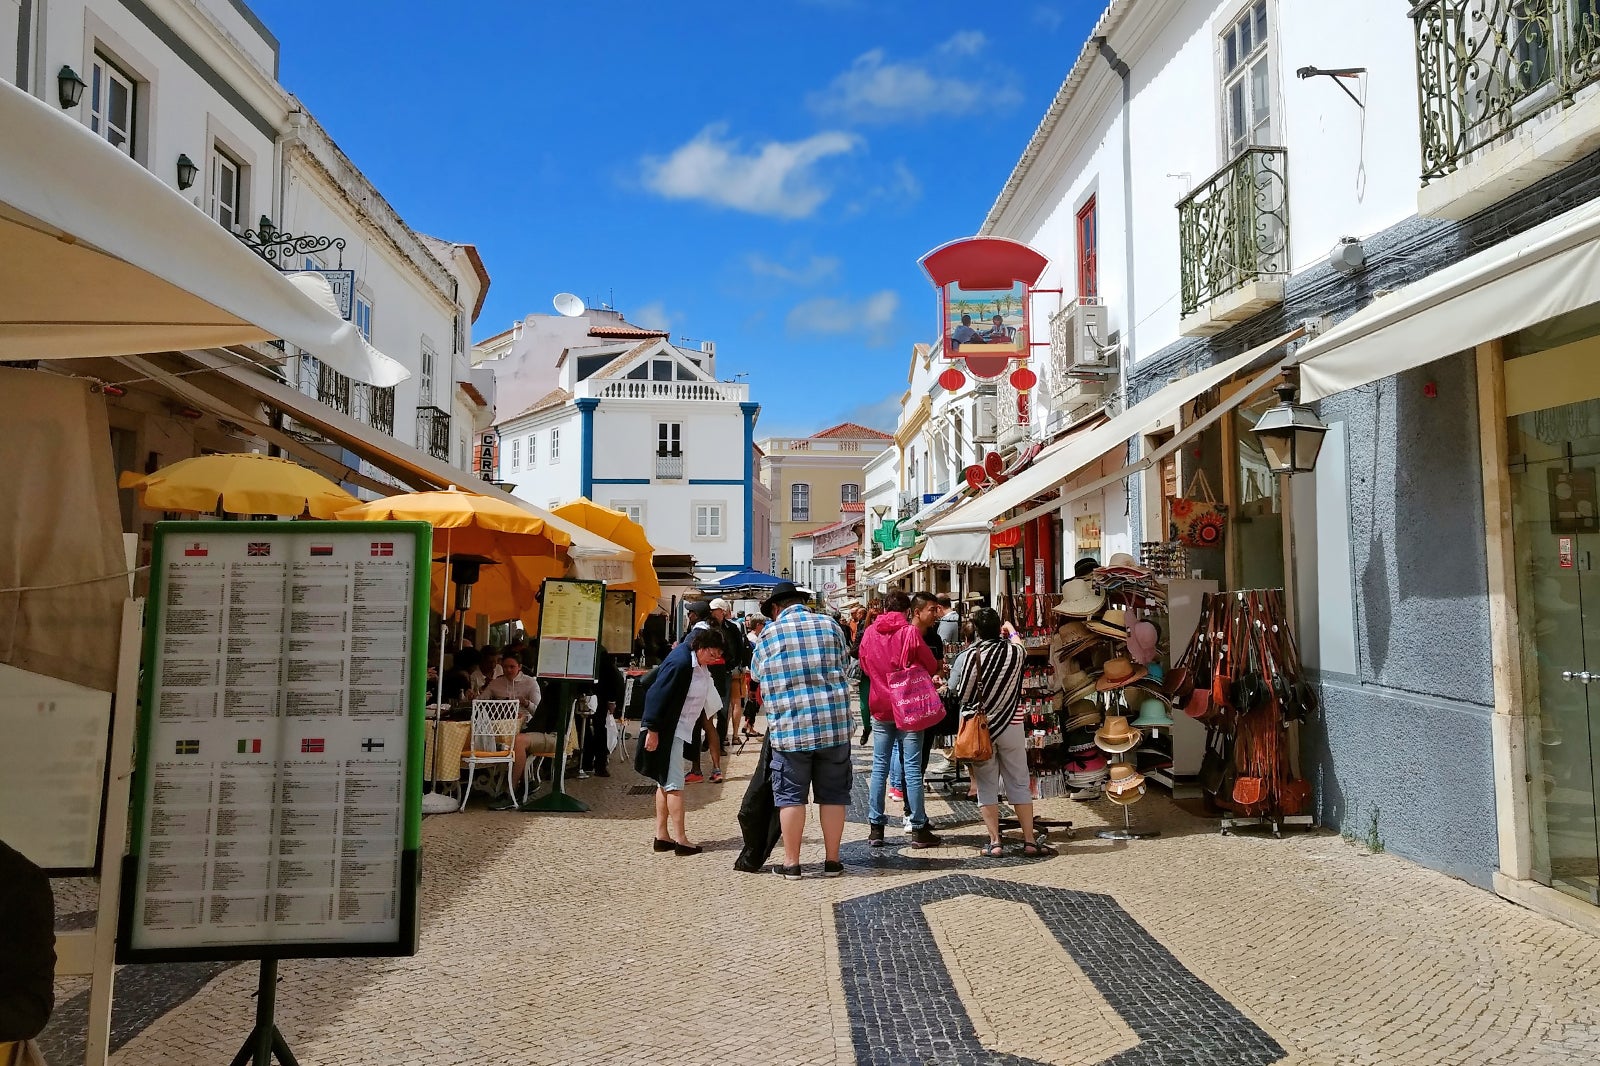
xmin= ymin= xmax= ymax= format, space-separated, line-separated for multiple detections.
xmin=554 ymin=498 xmax=660 ymax=631
xmin=715 ymin=568 xmax=786 ymax=590
xmin=118 ymin=452 xmax=358 ymax=518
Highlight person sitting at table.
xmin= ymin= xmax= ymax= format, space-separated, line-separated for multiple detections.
xmin=482 ymin=654 xmax=546 ymax=790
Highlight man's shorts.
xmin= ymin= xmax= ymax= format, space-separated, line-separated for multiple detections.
xmin=770 ymin=743 xmax=852 ymax=808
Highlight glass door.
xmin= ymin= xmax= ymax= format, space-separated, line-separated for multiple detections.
xmin=1509 ymin=398 xmax=1600 ymax=905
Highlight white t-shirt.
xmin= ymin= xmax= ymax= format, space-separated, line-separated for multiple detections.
xmin=677 ymin=665 xmax=712 ymax=743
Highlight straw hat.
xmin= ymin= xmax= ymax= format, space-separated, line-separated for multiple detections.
xmin=1105 ymin=782 xmax=1147 ymax=806
xmin=1126 ymin=619 xmax=1160 ymax=664
xmin=1052 ymin=621 xmax=1097 ymax=658
xmin=1053 ymin=578 xmax=1104 ymax=617
xmin=1088 ymin=609 xmax=1131 ymax=640
xmin=1099 ymin=552 xmax=1150 ymax=578
xmin=1094 ymin=715 xmax=1143 ymax=753
xmin=1063 ymin=674 xmax=1098 ymax=705
xmin=1130 ymin=697 xmax=1174 ymax=729
xmin=1105 ymin=763 xmax=1147 ymax=794
xmin=1096 ymin=657 xmax=1147 ymax=691
xmin=1063 ymin=698 xmax=1101 ymax=732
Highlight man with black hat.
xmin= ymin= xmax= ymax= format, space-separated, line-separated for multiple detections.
xmin=750 ymin=581 xmax=853 ymax=879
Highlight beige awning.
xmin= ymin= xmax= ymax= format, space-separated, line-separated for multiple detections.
xmin=919 ymin=531 xmax=991 ymax=566
xmin=0 ymin=80 xmax=406 ymax=386
xmin=927 ymin=328 xmax=1304 ymax=535
xmin=1296 ymin=195 xmax=1600 ymax=401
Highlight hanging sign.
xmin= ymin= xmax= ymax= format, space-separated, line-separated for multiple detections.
xmin=918 ymin=236 xmax=1050 ymax=391
xmin=536 ymin=579 xmax=605 ymax=679
xmin=1560 ymin=536 xmax=1576 ymax=569
xmin=120 ymin=520 xmax=430 ymax=962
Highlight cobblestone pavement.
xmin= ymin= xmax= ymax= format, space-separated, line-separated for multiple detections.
xmin=54 ymin=728 xmax=1600 ymax=1066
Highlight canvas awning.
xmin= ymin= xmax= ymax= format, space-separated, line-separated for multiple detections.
xmin=1296 ymin=195 xmax=1600 ymax=401
xmin=0 ymin=79 xmax=405 ymax=386
xmin=905 ymin=485 xmax=966 ymax=529
xmin=927 ymin=328 xmax=1305 ymax=535
xmin=919 ymin=531 xmax=991 ymax=566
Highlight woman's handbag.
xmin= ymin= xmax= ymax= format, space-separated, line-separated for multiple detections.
xmin=885 ymin=629 xmax=947 ymax=732
xmin=952 ymin=712 xmax=994 ymax=763
xmin=1198 ymin=730 xmax=1230 ymax=795
xmin=1168 ymin=468 xmax=1228 ymax=549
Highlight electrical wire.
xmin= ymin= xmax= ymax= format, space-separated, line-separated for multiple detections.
xmin=0 ymin=566 xmax=149 ymax=594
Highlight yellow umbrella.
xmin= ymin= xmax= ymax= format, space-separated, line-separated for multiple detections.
xmin=554 ymin=497 xmax=660 ymax=631
xmin=118 ymin=452 xmax=358 ymax=518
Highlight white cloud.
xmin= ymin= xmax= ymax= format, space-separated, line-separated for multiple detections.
xmin=838 ymin=391 xmax=904 ymax=434
xmin=640 ymin=124 xmax=861 ymax=219
xmin=746 ymin=252 xmax=841 ymax=285
xmin=808 ymin=34 xmax=1021 ymax=123
xmin=786 ymin=290 xmax=900 ymax=347
xmin=632 ymin=301 xmax=680 ymax=332
xmin=1032 ymin=5 xmax=1064 ymax=31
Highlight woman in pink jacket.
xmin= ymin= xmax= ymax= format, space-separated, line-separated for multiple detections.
xmin=858 ymin=590 xmax=944 ymax=848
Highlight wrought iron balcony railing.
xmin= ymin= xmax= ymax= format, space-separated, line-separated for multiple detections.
xmin=317 ymin=363 xmax=351 ymax=415
xmin=655 ymin=453 xmax=684 ymax=480
xmin=1177 ymin=146 xmax=1290 ymax=318
xmin=1413 ymin=1 xmax=1600 ymax=184
xmin=415 ymin=405 xmax=451 ymax=461
xmin=356 ymin=385 xmax=395 ymax=436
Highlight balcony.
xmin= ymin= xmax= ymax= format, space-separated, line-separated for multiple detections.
xmin=655 ymin=452 xmax=684 ymax=480
xmin=1414 ymin=1 xmax=1600 ymax=218
xmin=317 ymin=363 xmax=351 ymax=414
xmin=1177 ymin=146 xmax=1289 ymax=336
xmin=580 ymin=378 xmax=749 ymax=402
xmin=415 ymin=405 xmax=451 ymax=461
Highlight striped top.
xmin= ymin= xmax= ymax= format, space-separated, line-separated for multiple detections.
xmin=751 ymin=604 xmax=854 ymax=752
xmin=957 ymin=638 xmax=1027 ymax=736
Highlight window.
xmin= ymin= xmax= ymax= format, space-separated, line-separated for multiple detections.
xmin=209 ymin=147 xmax=242 ymax=230
xmin=657 ymin=422 xmax=682 ymax=456
xmin=651 ymin=359 xmax=673 ymax=382
xmin=841 ymin=483 xmax=861 ymax=505
xmin=89 ymin=53 xmax=136 ymax=155
xmin=527 ymin=433 xmax=536 ymax=466
xmin=419 ymin=342 xmax=435 ymax=405
xmin=695 ymin=504 xmax=723 ymax=539
xmin=550 ymin=427 xmax=561 ymax=464
xmin=355 ymin=295 xmax=373 ymax=341
xmin=1076 ymin=197 xmax=1098 ymax=300
xmin=510 ymin=437 xmax=521 ymax=470
xmin=612 ymin=501 xmax=644 ymax=525
xmin=791 ymin=483 xmax=810 ymax=523
xmin=1221 ymin=1 xmax=1272 ymax=158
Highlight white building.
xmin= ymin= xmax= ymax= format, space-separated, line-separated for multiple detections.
xmin=492 ymin=334 xmax=760 ymax=575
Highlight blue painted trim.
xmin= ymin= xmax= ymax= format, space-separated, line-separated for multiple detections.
xmin=740 ymin=402 xmax=760 ymax=571
xmin=687 ymin=478 xmax=744 ymax=485
xmin=576 ymin=398 xmax=599 ymax=499
xmin=591 ymin=478 xmax=650 ymax=486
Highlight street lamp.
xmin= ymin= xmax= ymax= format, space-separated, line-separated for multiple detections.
xmin=1251 ymin=371 xmax=1328 ymax=475
xmin=57 ymin=66 xmax=87 ymax=109
xmin=176 ymin=154 xmax=198 ymax=190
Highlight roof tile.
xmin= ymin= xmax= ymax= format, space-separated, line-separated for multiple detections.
xmin=814 ymin=421 xmax=893 ymax=440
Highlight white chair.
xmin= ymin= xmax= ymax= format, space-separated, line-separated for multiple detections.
xmin=518 ymin=701 xmax=583 ymax=799
xmin=458 ymin=699 xmax=523 ymax=811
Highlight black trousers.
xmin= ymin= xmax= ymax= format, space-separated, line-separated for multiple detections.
xmin=581 ymin=710 xmax=611 ymax=771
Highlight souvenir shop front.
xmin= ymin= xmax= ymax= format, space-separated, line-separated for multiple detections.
xmin=924 ymin=328 xmax=1315 ymax=828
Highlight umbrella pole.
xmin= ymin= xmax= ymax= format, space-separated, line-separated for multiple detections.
xmin=423 ymin=531 xmax=456 ymax=813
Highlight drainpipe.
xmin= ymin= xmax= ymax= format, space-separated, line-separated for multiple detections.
xmin=1094 ymin=34 xmax=1138 ymax=538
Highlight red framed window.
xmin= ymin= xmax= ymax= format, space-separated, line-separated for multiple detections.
xmin=1076 ymin=197 xmax=1098 ymax=300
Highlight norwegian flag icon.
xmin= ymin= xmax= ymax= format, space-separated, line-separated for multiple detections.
xmin=300 ymin=738 xmax=325 ymax=754
xmin=370 ymin=542 xmax=394 ymax=557
xmin=183 ymin=542 xmax=208 ymax=557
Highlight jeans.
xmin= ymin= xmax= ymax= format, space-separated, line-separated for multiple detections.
xmin=869 ymin=723 xmax=927 ymax=830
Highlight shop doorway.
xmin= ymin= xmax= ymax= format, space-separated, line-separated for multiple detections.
xmin=1509 ymin=396 xmax=1600 ymax=906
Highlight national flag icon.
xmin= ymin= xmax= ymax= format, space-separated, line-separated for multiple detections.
xmin=174 ymin=739 xmax=200 ymax=754
xmin=246 ymin=542 xmax=271 ymax=557
xmin=369 ymin=542 xmax=394 ymax=557
xmin=237 ymin=738 xmax=261 ymax=754
xmin=183 ymin=542 xmax=208 ymax=557
xmin=361 ymin=738 xmax=385 ymax=752
xmin=300 ymin=737 xmax=325 ymax=753
xmin=309 ymin=544 xmax=333 ymax=557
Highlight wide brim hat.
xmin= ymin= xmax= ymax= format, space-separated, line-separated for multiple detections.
xmin=1053 ymin=621 xmax=1097 ymax=658
xmin=1098 ymin=552 xmax=1151 ymax=579
xmin=1064 ymin=676 xmax=1099 ymax=704
xmin=1121 ymin=681 xmax=1171 ymax=709
xmin=1126 ymin=620 xmax=1160 ymax=665
xmin=1053 ymin=578 xmax=1105 ymax=617
xmin=1106 ymin=763 xmax=1147 ymax=794
xmin=1130 ymin=697 xmax=1174 ymax=729
xmin=1087 ymin=609 xmax=1131 ymax=640
xmin=1096 ymin=657 xmax=1147 ymax=691
xmin=1065 ymin=705 xmax=1101 ymax=732
xmin=1105 ymin=783 xmax=1147 ymax=806
xmin=1095 ymin=715 xmax=1143 ymax=752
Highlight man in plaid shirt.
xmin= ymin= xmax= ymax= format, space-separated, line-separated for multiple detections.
xmin=750 ymin=582 xmax=853 ymax=879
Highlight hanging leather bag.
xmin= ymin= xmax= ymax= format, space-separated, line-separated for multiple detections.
xmin=953 ymin=711 xmax=994 ymax=763
xmin=1168 ymin=468 xmax=1228 ymax=549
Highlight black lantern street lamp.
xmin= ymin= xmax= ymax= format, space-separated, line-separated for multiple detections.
xmin=1252 ymin=372 xmax=1329 ymax=475
xmin=57 ymin=66 xmax=87 ymax=109
xmin=176 ymin=153 xmax=198 ymax=190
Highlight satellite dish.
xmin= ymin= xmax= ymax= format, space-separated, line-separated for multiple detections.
xmin=552 ymin=292 xmax=585 ymax=317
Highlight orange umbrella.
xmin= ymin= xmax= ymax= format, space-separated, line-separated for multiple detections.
xmin=554 ymin=498 xmax=660 ymax=631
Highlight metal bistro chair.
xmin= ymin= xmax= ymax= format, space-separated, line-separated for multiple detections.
xmin=459 ymin=699 xmax=523 ymax=811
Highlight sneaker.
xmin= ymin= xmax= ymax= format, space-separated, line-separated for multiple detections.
xmin=772 ymin=863 xmax=803 ymax=881
xmin=888 ymin=787 xmax=904 ymax=802
xmin=909 ymin=826 xmax=942 ymax=848
xmin=822 ymin=860 xmax=845 ymax=878
xmin=867 ymin=825 xmax=885 ymax=847
xmin=685 ymin=772 xmax=705 ymax=783
xmin=709 ymin=770 xmax=724 ymax=783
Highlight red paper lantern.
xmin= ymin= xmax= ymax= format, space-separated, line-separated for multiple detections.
xmin=1009 ymin=366 xmax=1037 ymax=390
xmin=938 ymin=366 xmax=966 ymax=391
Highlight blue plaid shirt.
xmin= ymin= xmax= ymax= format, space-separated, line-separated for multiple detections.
xmin=750 ymin=604 xmax=853 ymax=752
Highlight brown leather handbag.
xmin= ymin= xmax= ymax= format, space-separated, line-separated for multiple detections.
xmin=953 ymin=712 xmax=993 ymax=763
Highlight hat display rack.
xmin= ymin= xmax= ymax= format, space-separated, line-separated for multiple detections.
xmin=1176 ymin=588 xmax=1317 ymax=838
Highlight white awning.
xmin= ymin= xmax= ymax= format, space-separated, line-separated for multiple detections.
xmin=0 ymin=80 xmax=407 ymax=386
xmin=905 ymin=485 xmax=966 ymax=528
xmin=927 ymin=328 xmax=1304 ymax=535
xmin=878 ymin=562 xmax=920 ymax=586
xmin=919 ymin=531 xmax=991 ymax=566
xmin=1297 ymin=195 xmax=1600 ymax=401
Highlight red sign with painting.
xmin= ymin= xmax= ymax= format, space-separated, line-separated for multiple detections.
xmin=919 ymin=236 xmax=1050 ymax=392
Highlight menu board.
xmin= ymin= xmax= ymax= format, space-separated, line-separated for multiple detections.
xmin=535 ymin=579 xmax=604 ymax=680
xmin=119 ymin=520 xmax=429 ymax=963
xmin=0 ymin=667 xmax=112 ymax=874
xmin=600 ymin=590 xmax=636 ymax=657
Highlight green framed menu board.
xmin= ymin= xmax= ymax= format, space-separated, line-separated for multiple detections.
xmin=118 ymin=520 xmax=431 ymax=963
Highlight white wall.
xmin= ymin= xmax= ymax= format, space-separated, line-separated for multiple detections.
xmin=503 ymin=408 xmax=581 ymax=511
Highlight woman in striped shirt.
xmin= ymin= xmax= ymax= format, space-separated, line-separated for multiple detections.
xmin=959 ymin=608 xmax=1055 ymax=857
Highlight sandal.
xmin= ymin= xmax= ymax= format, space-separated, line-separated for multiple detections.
xmin=978 ymin=842 xmax=1006 ymax=858
xmin=1022 ymin=841 xmax=1057 ymax=857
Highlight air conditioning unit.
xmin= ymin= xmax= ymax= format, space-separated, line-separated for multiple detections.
xmin=1051 ymin=300 xmax=1115 ymax=374
xmin=972 ymin=392 xmax=998 ymax=443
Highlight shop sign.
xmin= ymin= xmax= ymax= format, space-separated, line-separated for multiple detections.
xmin=918 ymin=236 xmax=1050 ymax=392
xmin=1075 ymin=514 xmax=1102 ymax=553
xmin=310 ymin=268 xmax=356 ymax=321
xmin=477 ymin=432 xmax=497 ymax=479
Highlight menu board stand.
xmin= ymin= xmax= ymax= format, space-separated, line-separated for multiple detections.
xmin=521 ymin=579 xmax=605 ymax=814
xmin=229 ymin=958 xmax=298 ymax=1066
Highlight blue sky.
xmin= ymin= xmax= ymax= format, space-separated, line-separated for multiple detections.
xmin=256 ymin=1 xmax=1102 ymax=437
